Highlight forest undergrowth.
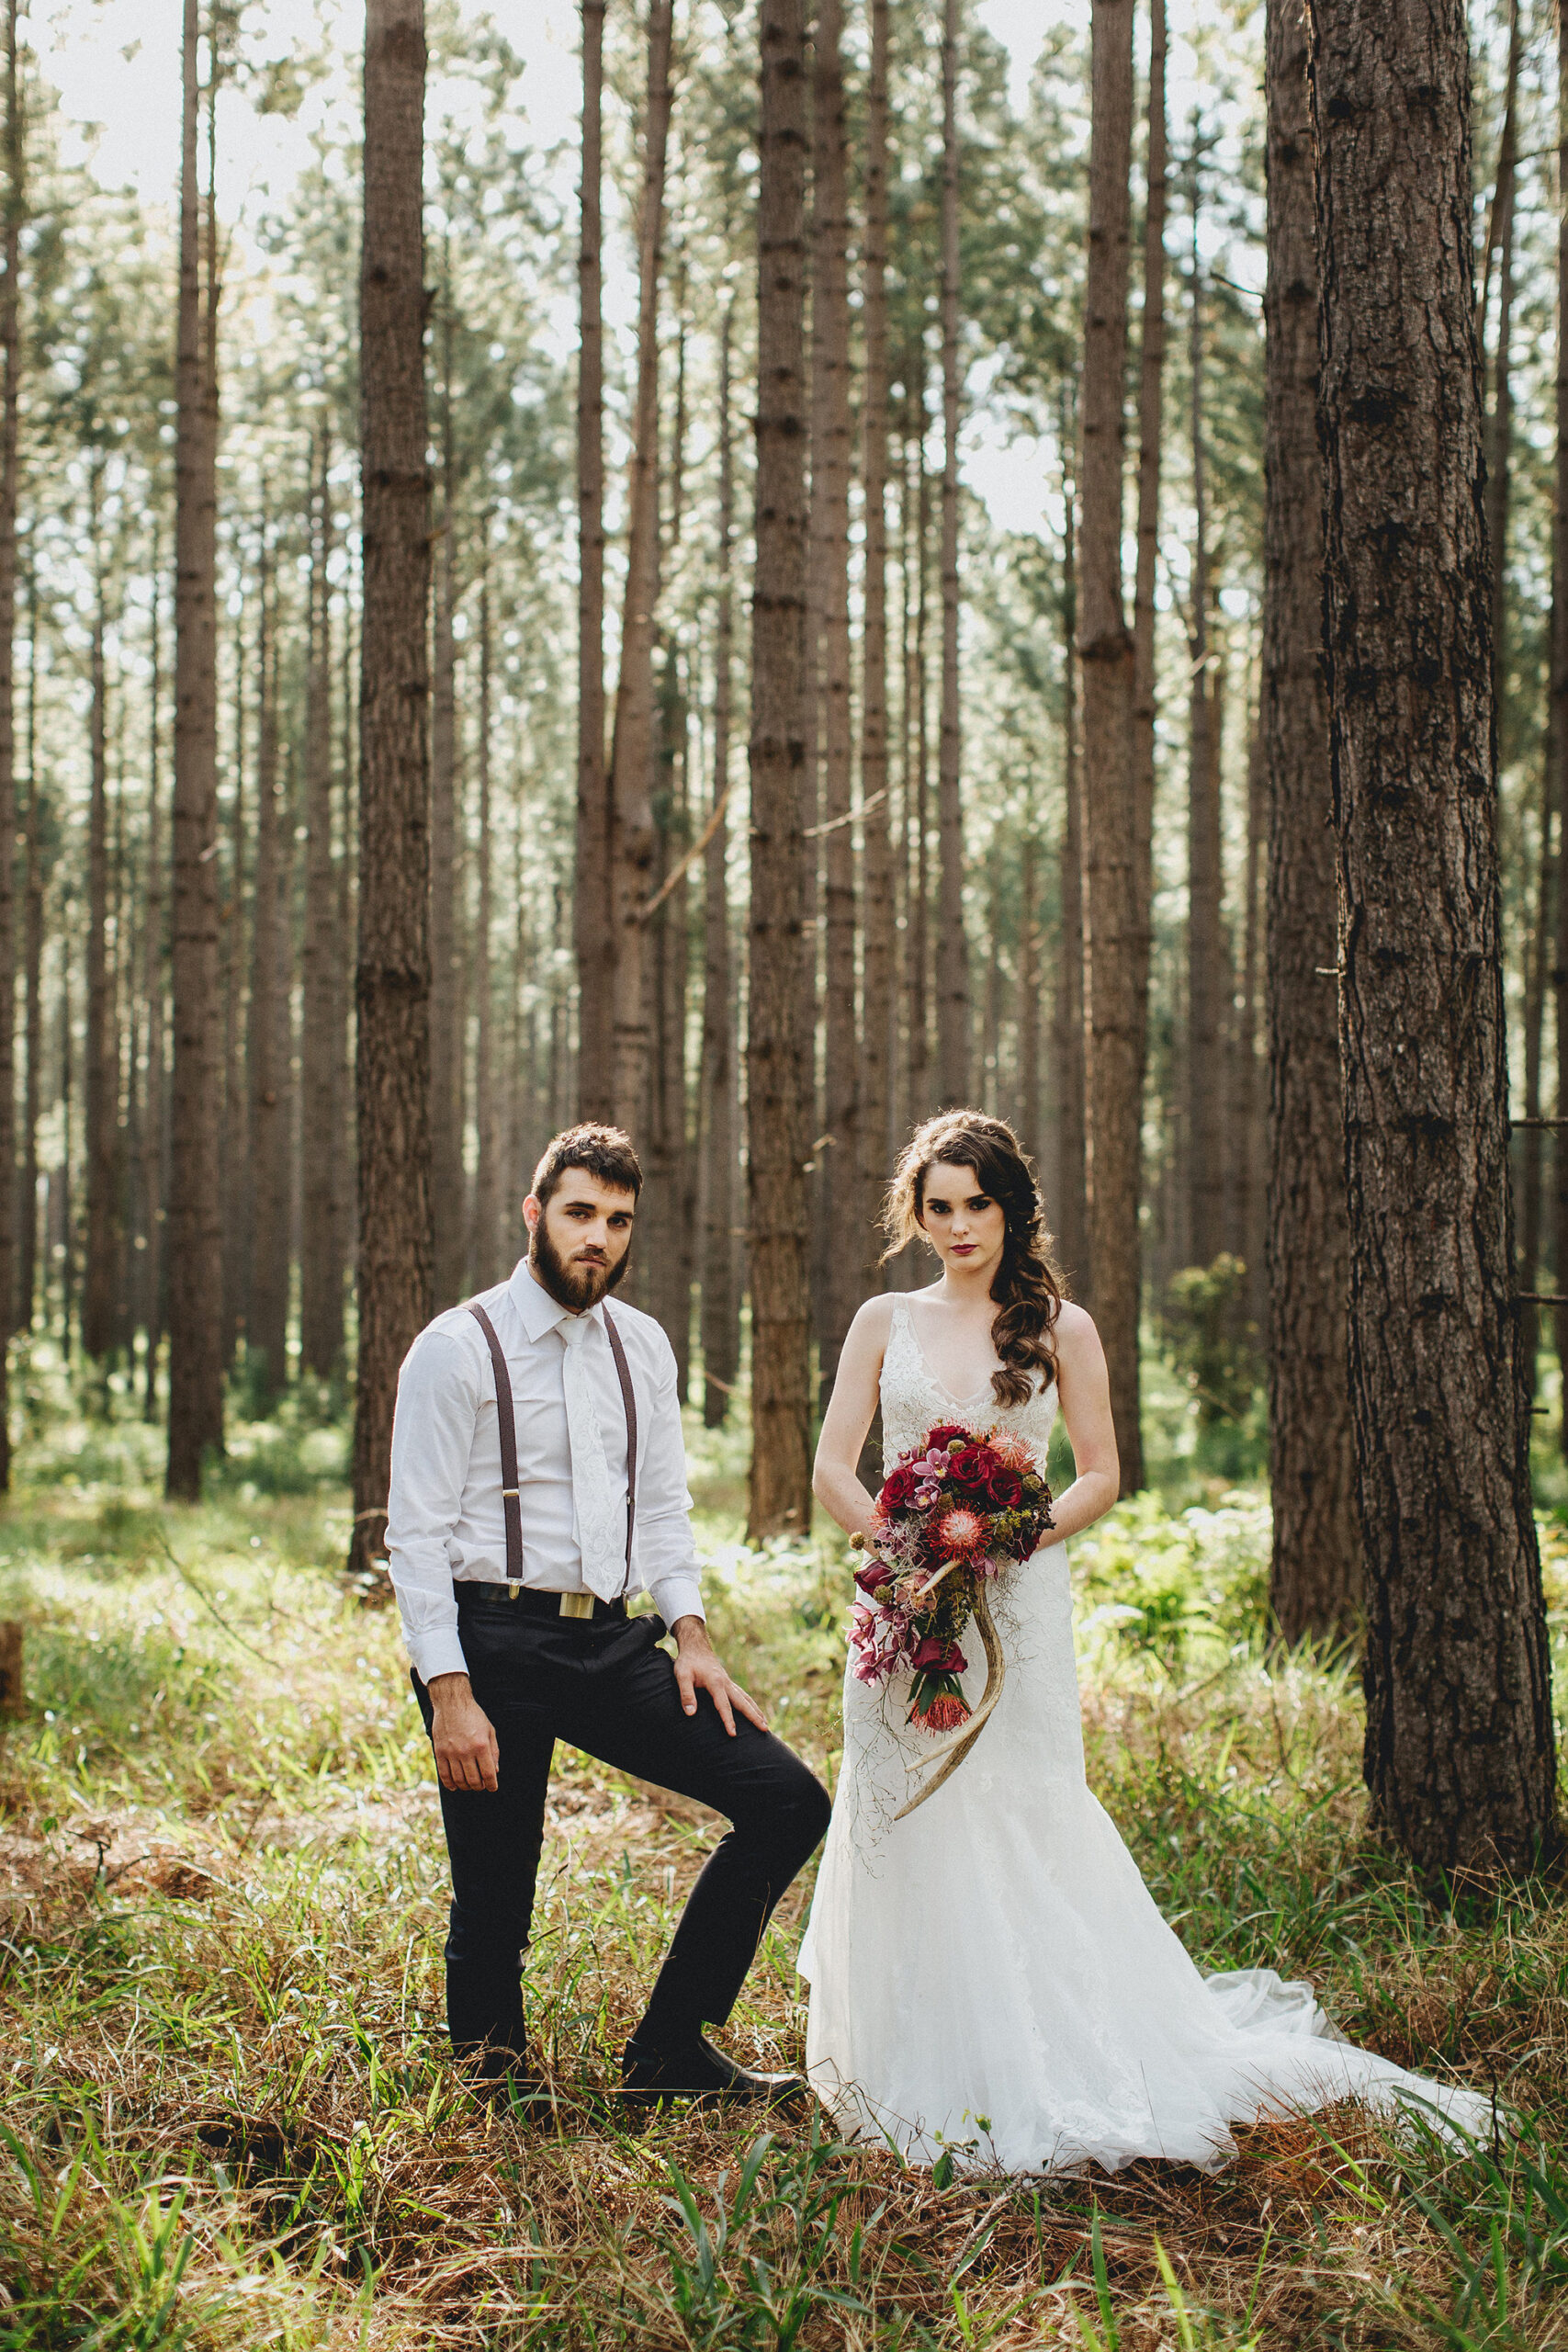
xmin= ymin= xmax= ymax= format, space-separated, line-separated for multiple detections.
xmin=2 ymin=1353 xmax=1568 ymax=2346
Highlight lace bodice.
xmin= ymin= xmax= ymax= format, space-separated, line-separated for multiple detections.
xmin=879 ymin=1298 xmax=1059 ymax=1472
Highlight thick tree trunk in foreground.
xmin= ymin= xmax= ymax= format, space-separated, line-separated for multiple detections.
xmin=351 ymin=0 xmax=433 ymax=1578
xmin=936 ymin=0 xmax=967 ymax=1108
xmin=748 ymin=0 xmax=812 ymax=1540
xmin=1310 ymin=0 xmax=1554 ymax=1874
xmin=1078 ymin=0 xmax=1140 ymax=1488
xmin=429 ymin=306 xmax=463 ymax=1311
xmin=167 ymin=0 xmax=224 ymax=1498
xmin=700 ymin=300 xmax=739 ymax=1429
xmin=609 ymin=0 xmax=672 ymax=1131
xmin=858 ymin=0 xmax=894 ymax=1277
xmin=576 ymin=0 xmax=612 ymax=1121
xmin=1265 ymin=0 xmax=1358 ymax=1642
xmin=812 ymin=0 xmax=857 ymax=1390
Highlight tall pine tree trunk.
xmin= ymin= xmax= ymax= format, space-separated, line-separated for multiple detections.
xmin=1053 ymin=445 xmax=1089 ymax=1295
xmin=350 ymin=0 xmax=433 ymax=1577
xmin=84 ymin=476 xmax=119 ymax=1363
xmin=1554 ymin=0 xmax=1568 ymax=1432
xmin=140 ymin=548 xmax=164 ymax=1410
xmin=936 ymin=0 xmax=967 ymax=1107
xmin=812 ymin=0 xmax=857 ymax=1389
xmin=700 ymin=298 xmax=739 ymax=1428
xmin=1265 ymin=0 xmax=1357 ymax=1639
xmin=748 ymin=0 xmax=811 ymax=1539
xmin=300 ymin=430 xmax=344 ymax=1378
xmin=858 ymin=0 xmax=894 ymax=1273
xmin=0 ymin=0 xmax=17 ymax=1442
xmin=1130 ymin=0 xmax=1165 ymax=1133
xmin=1018 ymin=828 xmax=1040 ymax=1165
xmin=20 ymin=571 xmax=39 ymax=1341
xmin=429 ymin=288 xmax=463 ymax=1308
xmin=609 ymin=0 xmax=672 ymax=1131
xmin=167 ymin=0 xmax=224 ymax=1497
xmin=576 ymin=0 xmax=613 ymax=1120
xmin=1310 ymin=0 xmax=1554 ymax=1874
xmin=247 ymin=536 xmax=290 ymax=1399
xmin=1185 ymin=215 xmax=1224 ymax=1272
xmin=471 ymin=554 xmax=502 ymax=1290
xmin=1078 ymin=0 xmax=1140 ymax=1489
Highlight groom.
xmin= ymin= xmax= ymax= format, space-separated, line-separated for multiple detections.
xmin=386 ymin=1123 xmax=830 ymax=2104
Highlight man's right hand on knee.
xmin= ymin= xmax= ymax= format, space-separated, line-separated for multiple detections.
xmin=429 ymin=1674 xmax=501 ymax=1792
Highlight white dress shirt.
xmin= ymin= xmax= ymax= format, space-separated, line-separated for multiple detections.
xmin=385 ymin=1259 xmax=706 ymax=1684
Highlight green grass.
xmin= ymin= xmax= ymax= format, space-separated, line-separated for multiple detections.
xmin=0 ymin=1351 xmax=1566 ymax=2346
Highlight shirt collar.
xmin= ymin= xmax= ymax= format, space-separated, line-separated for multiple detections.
xmin=510 ymin=1256 xmax=606 ymax=1344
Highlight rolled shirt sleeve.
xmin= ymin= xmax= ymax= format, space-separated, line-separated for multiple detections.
xmin=636 ymin=1325 xmax=707 ymax=1630
xmin=385 ymin=1325 xmax=482 ymax=1684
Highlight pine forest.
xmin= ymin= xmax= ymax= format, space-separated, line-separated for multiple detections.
xmin=3 ymin=0 xmax=1568 ymax=2343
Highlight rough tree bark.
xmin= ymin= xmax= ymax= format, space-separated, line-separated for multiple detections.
xmin=812 ymin=0 xmax=857 ymax=1390
xmin=1309 ymin=0 xmax=1555 ymax=1874
xmin=1264 ymin=0 xmax=1358 ymax=1641
xmin=936 ymin=0 xmax=967 ymax=1108
xmin=1554 ymin=0 xmax=1568 ymax=1434
xmin=167 ymin=0 xmax=224 ymax=1498
xmin=471 ymin=553 xmax=502 ymax=1290
xmin=858 ymin=0 xmax=894 ymax=1274
xmin=20 ymin=573 xmax=40 ymax=1343
xmin=748 ymin=0 xmax=811 ymax=1539
xmin=350 ymin=0 xmax=433 ymax=1579
xmin=0 ymin=0 xmax=17 ymax=1454
xmin=608 ymin=0 xmax=672 ymax=1132
xmin=1078 ymin=0 xmax=1140 ymax=1487
xmin=576 ymin=0 xmax=613 ymax=1121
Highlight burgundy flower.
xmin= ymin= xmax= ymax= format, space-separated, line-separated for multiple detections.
xmin=949 ymin=1444 xmax=998 ymax=1491
xmin=925 ymin=1423 xmax=972 ymax=1450
xmin=879 ymin=1464 xmax=919 ymax=1511
xmin=854 ymin=1560 xmax=894 ymax=1599
xmin=986 ymin=1466 xmax=1023 ymax=1509
xmin=909 ymin=1634 xmax=967 ymax=1674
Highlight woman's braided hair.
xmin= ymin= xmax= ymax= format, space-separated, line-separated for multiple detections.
xmin=881 ymin=1111 xmax=1066 ymax=1409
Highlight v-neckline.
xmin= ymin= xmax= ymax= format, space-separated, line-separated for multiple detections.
xmin=895 ymin=1300 xmax=1000 ymax=1412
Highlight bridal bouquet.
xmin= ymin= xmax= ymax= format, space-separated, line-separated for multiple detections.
xmin=849 ymin=1422 xmax=1053 ymax=1750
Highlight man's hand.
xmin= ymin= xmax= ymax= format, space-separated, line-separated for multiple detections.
xmin=428 ymin=1672 xmax=501 ymax=1792
xmin=670 ymin=1617 xmax=768 ymax=1737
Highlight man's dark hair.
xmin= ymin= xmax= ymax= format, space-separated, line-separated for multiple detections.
xmin=529 ymin=1124 xmax=643 ymax=1211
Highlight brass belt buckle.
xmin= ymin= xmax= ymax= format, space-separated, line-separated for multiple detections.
xmin=558 ymin=1591 xmax=595 ymax=1621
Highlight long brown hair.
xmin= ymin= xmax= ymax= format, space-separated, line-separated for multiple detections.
xmin=882 ymin=1111 xmax=1065 ymax=1408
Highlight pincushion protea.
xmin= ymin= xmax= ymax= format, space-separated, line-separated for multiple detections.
xmin=931 ymin=1503 xmax=988 ymax=1558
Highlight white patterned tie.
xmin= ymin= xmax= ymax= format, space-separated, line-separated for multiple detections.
xmin=560 ymin=1315 xmax=625 ymax=1600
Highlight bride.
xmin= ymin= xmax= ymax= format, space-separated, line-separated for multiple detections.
xmin=798 ymin=1109 xmax=1492 ymax=2175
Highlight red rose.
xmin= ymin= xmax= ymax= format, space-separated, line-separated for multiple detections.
xmin=986 ymin=1466 xmax=1023 ymax=1509
xmin=949 ymin=1445 xmax=996 ymax=1491
xmin=910 ymin=1634 xmax=967 ymax=1674
xmin=924 ymin=1423 xmax=972 ymax=1452
xmin=879 ymin=1464 xmax=919 ymax=1511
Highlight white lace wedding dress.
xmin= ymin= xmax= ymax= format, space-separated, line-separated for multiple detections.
xmin=797 ymin=1301 xmax=1493 ymax=2176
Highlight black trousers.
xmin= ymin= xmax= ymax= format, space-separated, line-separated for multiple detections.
xmin=413 ymin=1592 xmax=832 ymax=2058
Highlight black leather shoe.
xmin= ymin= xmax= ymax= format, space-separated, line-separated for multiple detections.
xmin=457 ymin=2041 xmax=551 ymax=2112
xmin=620 ymin=2031 xmax=807 ymax=2109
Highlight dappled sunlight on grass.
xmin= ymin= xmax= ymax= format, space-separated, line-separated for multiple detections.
xmin=1 ymin=1378 xmax=1566 ymax=2345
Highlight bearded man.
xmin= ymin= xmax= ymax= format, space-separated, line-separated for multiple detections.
xmin=387 ymin=1123 xmax=829 ymax=2105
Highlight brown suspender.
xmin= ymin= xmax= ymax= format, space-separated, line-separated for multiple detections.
xmin=466 ymin=1300 xmax=637 ymax=1591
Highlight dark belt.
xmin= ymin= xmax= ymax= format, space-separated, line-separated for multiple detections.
xmin=456 ymin=1581 xmax=629 ymax=1625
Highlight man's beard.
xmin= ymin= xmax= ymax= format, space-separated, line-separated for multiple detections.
xmin=530 ymin=1218 xmax=631 ymax=1312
